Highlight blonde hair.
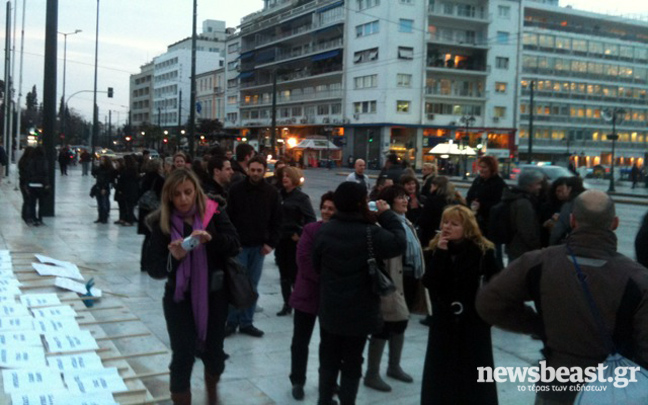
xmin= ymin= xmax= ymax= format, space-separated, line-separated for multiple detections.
xmin=428 ymin=205 xmax=494 ymax=253
xmin=159 ymin=168 xmax=206 ymax=235
xmin=283 ymin=166 xmax=302 ymax=187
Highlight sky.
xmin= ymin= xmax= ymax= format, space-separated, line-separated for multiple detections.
xmin=0 ymin=0 xmax=646 ymax=127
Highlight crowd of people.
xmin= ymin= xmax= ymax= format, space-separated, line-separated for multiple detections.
xmin=16 ymin=144 xmax=648 ymax=405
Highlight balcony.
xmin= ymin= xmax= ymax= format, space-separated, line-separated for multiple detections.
xmin=426 ymin=60 xmax=489 ymax=76
xmin=425 ymin=87 xmax=486 ymax=100
xmin=428 ymin=4 xmax=490 ymax=24
xmin=241 ymin=89 xmax=343 ymax=107
xmin=256 ymin=38 xmax=343 ymax=68
xmin=427 ymin=33 xmax=488 ymax=49
xmin=240 ymin=66 xmax=343 ymax=89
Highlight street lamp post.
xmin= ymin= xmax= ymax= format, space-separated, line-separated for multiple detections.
xmin=58 ymin=29 xmax=81 ymax=141
xmin=602 ymin=108 xmax=625 ymax=192
xmin=460 ymin=115 xmax=475 ymax=180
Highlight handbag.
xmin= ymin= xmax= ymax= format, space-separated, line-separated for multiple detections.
xmin=138 ymin=189 xmax=160 ymax=211
xmin=225 ymin=257 xmax=259 ymax=309
xmin=567 ymin=246 xmax=648 ymax=404
xmin=367 ymin=226 xmax=396 ymax=297
xmin=89 ymin=184 xmax=99 ymax=198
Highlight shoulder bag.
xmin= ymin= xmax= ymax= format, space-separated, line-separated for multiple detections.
xmin=567 ymin=246 xmax=648 ymax=404
xmin=138 ymin=178 xmax=161 ymax=211
xmin=367 ymin=226 xmax=396 ymax=297
xmin=225 ymin=257 xmax=259 ymax=309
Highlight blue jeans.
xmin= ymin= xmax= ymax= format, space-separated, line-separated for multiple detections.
xmin=227 ymin=246 xmax=265 ymax=328
xmin=96 ymin=191 xmax=110 ymax=222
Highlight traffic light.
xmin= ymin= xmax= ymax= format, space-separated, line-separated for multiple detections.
xmin=107 ymin=87 xmax=114 ymax=98
xmin=163 ymin=138 xmax=168 ymax=144
xmin=368 ymin=134 xmax=374 ymax=143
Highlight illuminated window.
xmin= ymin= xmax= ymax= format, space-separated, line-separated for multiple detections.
xmin=397 ymin=100 xmax=411 ymax=113
xmin=495 ymin=82 xmax=507 ymax=93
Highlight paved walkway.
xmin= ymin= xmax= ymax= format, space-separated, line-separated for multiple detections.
xmin=0 ymin=164 xmax=542 ymax=404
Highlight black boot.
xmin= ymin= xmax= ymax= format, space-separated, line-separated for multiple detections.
xmin=338 ymin=376 xmax=361 ymax=405
xmin=318 ymin=368 xmax=338 ymax=405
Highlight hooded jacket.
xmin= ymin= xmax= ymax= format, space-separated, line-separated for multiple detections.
xmin=502 ymin=187 xmax=541 ymax=261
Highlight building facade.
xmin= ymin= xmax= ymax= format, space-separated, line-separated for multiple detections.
xmin=129 ymin=61 xmax=154 ymax=128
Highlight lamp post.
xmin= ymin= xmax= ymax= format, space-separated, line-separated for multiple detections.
xmin=602 ymin=107 xmax=625 ymax=192
xmin=459 ymin=115 xmax=475 ymax=180
xmin=58 ymin=29 xmax=81 ymax=141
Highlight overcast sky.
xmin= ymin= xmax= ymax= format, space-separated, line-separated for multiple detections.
xmin=0 ymin=0 xmax=646 ymax=126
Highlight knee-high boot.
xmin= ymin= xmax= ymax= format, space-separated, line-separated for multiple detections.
xmin=338 ymin=376 xmax=360 ymax=405
xmin=318 ymin=368 xmax=339 ymax=405
xmin=363 ymin=338 xmax=391 ymax=392
xmin=170 ymin=391 xmax=192 ymax=405
xmin=386 ymin=333 xmax=413 ymax=382
xmin=205 ymin=370 xmax=220 ymax=405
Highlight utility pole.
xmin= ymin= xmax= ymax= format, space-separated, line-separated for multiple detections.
xmin=3 ymin=1 xmax=11 ymax=177
xmin=527 ymin=80 xmax=534 ymax=164
xmin=42 ymin=0 xmax=58 ymax=216
xmin=188 ymin=0 xmax=197 ymax=156
xmin=270 ymin=69 xmax=277 ymax=156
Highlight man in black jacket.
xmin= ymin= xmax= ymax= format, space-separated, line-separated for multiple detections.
xmin=230 ymin=143 xmax=255 ymax=186
xmin=204 ymin=155 xmax=233 ymax=202
xmin=226 ymin=156 xmax=282 ymax=337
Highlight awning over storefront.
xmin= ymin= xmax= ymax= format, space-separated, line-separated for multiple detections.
xmin=428 ymin=143 xmax=476 ymax=156
xmin=292 ymin=138 xmax=340 ymax=150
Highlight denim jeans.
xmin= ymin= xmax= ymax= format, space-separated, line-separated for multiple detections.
xmin=227 ymin=245 xmax=265 ymax=328
xmin=81 ymin=162 xmax=89 ymax=176
xmin=96 ymin=191 xmax=110 ymax=222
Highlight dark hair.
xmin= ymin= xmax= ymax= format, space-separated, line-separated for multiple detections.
xmin=478 ymin=156 xmax=499 ymax=175
xmin=333 ymin=182 xmax=374 ymax=223
xmin=248 ymin=155 xmax=267 ymax=169
xmin=235 ymin=143 xmax=255 ymax=162
xmin=377 ymin=184 xmax=407 ymax=207
xmin=565 ymin=176 xmax=586 ymax=200
xmin=124 ymin=154 xmax=139 ymax=172
xmin=386 ymin=153 xmax=399 ymax=165
xmin=207 ymin=145 xmax=226 ymax=158
xmin=208 ymin=155 xmax=229 ymax=175
xmin=320 ymin=191 xmax=335 ymax=209
xmin=399 ymin=174 xmax=420 ymax=192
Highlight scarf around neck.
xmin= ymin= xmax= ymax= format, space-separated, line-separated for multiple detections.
xmin=396 ymin=213 xmax=425 ymax=279
xmin=171 ymin=203 xmax=209 ymax=346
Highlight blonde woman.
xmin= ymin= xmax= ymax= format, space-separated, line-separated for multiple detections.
xmin=146 ymin=169 xmax=240 ymax=405
xmin=421 ymin=205 xmax=499 ymax=405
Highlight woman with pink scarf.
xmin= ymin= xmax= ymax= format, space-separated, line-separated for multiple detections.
xmin=146 ymin=168 xmax=240 ymax=405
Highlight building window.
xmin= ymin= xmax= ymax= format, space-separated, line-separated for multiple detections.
xmin=495 ymin=82 xmax=507 ymax=93
xmin=356 ymin=20 xmax=379 ymax=37
xmin=496 ymin=57 xmax=509 ymax=69
xmin=397 ymin=73 xmax=412 ymax=87
xmin=497 ymin=5 xmax=510 ymax=19
xmin=398 ymin=46 xmax=414 ymax=60
xmin=227 ymin=96 xmax=237 ymax=105
xmin=396 ymin=100 xmax=410 ymax=113
xmin=227 ymin=78 xmax=238 ymax=88
xmin=399 ymin=19 xmax=414 ymax=33
xmin=354 ymin=47 xmax=379 ymax=63
xmin=399 ymin=0 xmax=413 ymax=3
xmin=227 ymin=61 xmax=239 ymax=71
xmin=227 ymin=43 xmax=239 ymax=53
xmin=358 ymin=0 xmax=379 ymax=10
xmin=496 ymin=31 xmax=509 ymax=44
xmin=317 ymin=104 xmax=330 ymax=115
xmin=353 ymin=101 xmax=377 ymax=114
xmin=332 ymin=103 xmax=342 ymax=114
xmin=354 ymin=74 xmax=378 ymax=89
xmin=292 ymin=106 xmax=302 ymax=116
xmin=494 ymin=106 xmax=506 ymax=118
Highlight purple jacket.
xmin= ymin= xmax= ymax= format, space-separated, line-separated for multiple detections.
xmin=289 ymin=221 xmax=324 ymax=315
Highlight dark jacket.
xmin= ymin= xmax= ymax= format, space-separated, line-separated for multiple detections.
xmin=146 ymin=207 xmax=240 ymax=287
xmin=421 ymin=240 xmax=499 ymax=404
xmin=636 ymin=212 xmax=648 ymax=268
xmin=203 ymin=178 xmax=229 ymax=202
xmin=27 ymin=158 xmax=49 ymax=186
xmin=227 ymin=178 xmax=282 ymax=248
xmin=115 ymin=167 xmax=140 ymax=204
xmin=137 ymin=172 xmax=164 ymax=235
xmin=92 ymin=165 xmax=116 ymax=192
xmin=313 ymin=210 xmax=407 ymax=336
xmin=378 ymin=165 xmax=404 ymax=182
xmin=477 ymin=227 xmax=648 ymax=401
xmin=279 ymin=188 xmax=316 ymax=239
xmin=230 ymin=160 xmax=247 ymax=186
xmin=466 ymin=174 xmax=506 ymax=233
xmin=502 ymin=187 xmax=541 ymax=262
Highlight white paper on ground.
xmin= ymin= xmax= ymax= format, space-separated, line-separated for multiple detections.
xmin=0 ymin=278 xmax=21 ymax=287
xmin=65 ymin=367 xmax=127 ymax=394
xmin=34 ymin=318 xmax=81 ymax=334
xmin=47 ymin=352 xmax=104 ymax=372
xmin=0 ymin=331 xmax=43 ymax=347
xmin=0 ymin=317 xmax=34 ymax=332
xmin=11 ymin=391 xmax=119 ymax=405
xmin=0 ymin=284 xmax=21 ymax=296
xmin=54 ymin=277 xmax=102 ymax=298
xmin=2 ymin=368 xmax=65 ymax=393
xmin=32 ymin=262 xmax=84 ymax=281
xmin=34 ymin=254 xmax=83 ymax=278
xmin=20 ymin=293 xmax=62 ymax=307
xmin=44 ymin=330 xmax=99 ymax=353
xmin=0 ymin=303 xmax=31 ymax=317
xmin=0 ymin=347 xmax=47 ymax=369
xmin=31 ymin=305 xmax=78 ymax=319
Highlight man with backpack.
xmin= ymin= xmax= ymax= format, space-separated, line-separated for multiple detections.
xmin=497 ymin=170 xmax=544 ymax=263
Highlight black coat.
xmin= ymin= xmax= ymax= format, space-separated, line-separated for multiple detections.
xmin=92 ymin=165 xmax=116 ymax=193
xmin=466 ymin=175 xmax=506 ymax=233
xmin=26 ymin=158 xmax=49 ymax=186
xmin=137 ymin=172 xmax=164 ymax=235
xmin=421 ymin=240 xmax=499 ymax=405
xmin=227 ymin=178 xmax=282 ymax=248
xmin=635 ymin=211 xmax=648 ymax=268
xmin=279 ymin=188 xmax=316 ymax=239
xmin=313 ymin=210 xmax=406 ymax=336
xmin=146 ymin=208 xmax=241 ymax=284
xmin=115 ymin=168 xmax=140 ymax=204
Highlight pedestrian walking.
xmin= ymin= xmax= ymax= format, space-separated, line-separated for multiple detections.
xmin=466 ymin=156 xmax=507 ymax=234
xmin=630 ymin=163 xmax=640 ymax=189
xmin=26 ymin=146 xmax=50 ymax=226
xmin=138 ymin=158 xmax=164 ymax=273
xmin=275 ymin=166 xmax=316 ymax=316
xmin=18 ymin=147 xmax=34 ymax=224
xmin=79 ymin=149 xmax=91 ymax=176
xmin=345 ymin=159 xmax=371 ymax=194
xmin=145 ymin=168 xmax=241 ymax=405
xmin=58 ymin=146 xmax=70 ymax=176
xmin=288 ymin=191 xmax=335 ymax=400
xmin=421 ymin=205 xmax=499 ymax=405
xmin=313 ymin=182 xmax=406 ymax=405
xmin=92 ymin=156 xmax=116 ymax=224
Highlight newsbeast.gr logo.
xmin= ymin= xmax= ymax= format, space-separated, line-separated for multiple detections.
xmin=477 ymin=361 xmax=642 ymax=392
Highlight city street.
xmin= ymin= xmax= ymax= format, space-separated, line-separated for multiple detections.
xmin=0 ymin=164 xmax=646 ymax=404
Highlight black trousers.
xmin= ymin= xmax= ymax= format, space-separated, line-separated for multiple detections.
xmin=290 ymin=309 xmax=317 ymax=386
xmin=124 ymin=200 xmax=136 ymax=223
xmin=318 ymin=328 xmax=367 ymax=403
xmin=275 ymin=238 xmax=298 ymax=305
xmin=163 ymin=284 xmax=228 ymax=393
xmin=27 ymin=187 xmax=45 ymax=222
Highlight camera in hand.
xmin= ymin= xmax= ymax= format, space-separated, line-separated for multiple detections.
xmin=181 ymin=236 xmax=200 ymax=251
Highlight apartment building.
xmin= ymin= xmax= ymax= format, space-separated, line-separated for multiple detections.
xmin=129 ymin=62 xmax=154 ymax=128
xmin=518 ymin=3 xmax=648 ymax=168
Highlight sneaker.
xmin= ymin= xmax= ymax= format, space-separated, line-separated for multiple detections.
xmin=292 ymin=384 xmax=305 ymax=400
xmin=224 ymin=324 xmax=237 ymax=337
xmin=239 ymin=325 xmax=264 ymax=337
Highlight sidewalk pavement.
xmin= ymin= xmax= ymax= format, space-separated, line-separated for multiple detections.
xmin=0 ymin=163 xmax=541 ymax=404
